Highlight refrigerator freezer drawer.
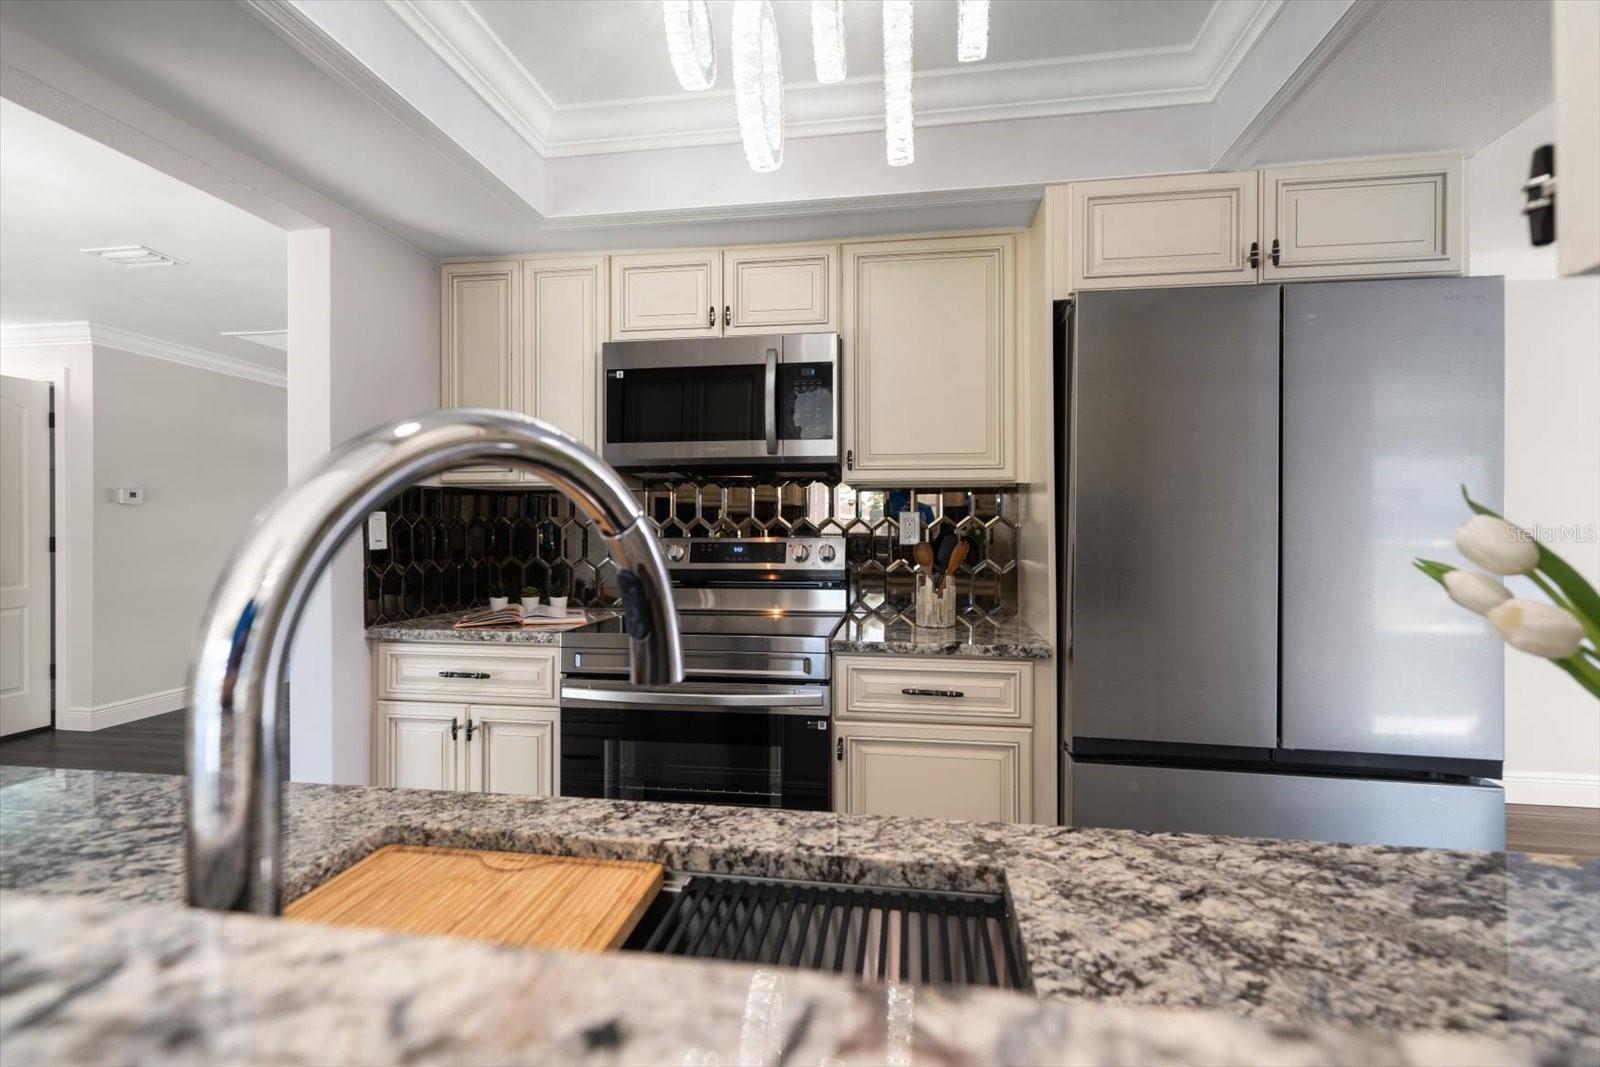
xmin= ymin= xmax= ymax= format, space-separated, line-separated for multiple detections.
xmin=1069 ymin=760 xmax=1505 ymax=850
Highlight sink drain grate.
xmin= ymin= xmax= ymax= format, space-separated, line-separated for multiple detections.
xmin=637 ymin=873 xmax=1026 ymax=989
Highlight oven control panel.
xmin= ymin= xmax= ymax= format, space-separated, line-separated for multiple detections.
xmin=660 ymin=536 xmax=845 ymax=572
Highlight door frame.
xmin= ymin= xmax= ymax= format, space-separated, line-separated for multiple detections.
xmin=1 ymin=367 xmax=61 ymax=733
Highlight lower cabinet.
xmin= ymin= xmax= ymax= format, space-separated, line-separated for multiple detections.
xmin=833 ymin=720 xmax=1032 ymax=823
xmin=377 ymin=699 xmax=558 ymax=797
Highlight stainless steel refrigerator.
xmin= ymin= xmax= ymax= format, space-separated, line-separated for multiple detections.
xmin=1058 ymin=278 xmax=1506 ymax=850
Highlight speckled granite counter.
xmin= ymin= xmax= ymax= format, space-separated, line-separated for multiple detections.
xmin=830 ymin=612 xmax=1052 ymax=659
xmin=366 ymin=609 xmax=616 ymax=643
xmin=2 ymin=766 xmax=1594 ymax=1065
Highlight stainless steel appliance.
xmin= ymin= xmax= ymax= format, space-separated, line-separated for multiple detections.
xmin=1058 ymin=279 xmax=1507 ymax=850
xmin=601 ymin=334 xmax=839 ymax=471
xmin=561 ymin=535 xmax=846 ymax=810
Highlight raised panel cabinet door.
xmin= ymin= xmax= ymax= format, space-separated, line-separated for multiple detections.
xmin=610 ymin=250 xmax=721 ymax=339
xmin=525 ymin=257 xmax=605 ymax=450
xmin=834 ymin=721 xmax=1031 ymax=823
xmin=465 ymin=706 xmax=559 ymax=796
xmin=441 ymin=262 xmax=523 ymax=482
xmin=1262 ymin=156 xmax=1465 ymax=280
xmin=723 ymin=244 xmax=837 ymax=333
xmin=379 ymin=701 xmax=463 ymax=791
xmin=842 ymin=235 xmax=1015 ymax=483
xmin=1069 ymin=172 xmax=1259 ymax=290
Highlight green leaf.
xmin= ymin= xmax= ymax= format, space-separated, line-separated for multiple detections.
xmin=1413 ymin=558 xmax=1455 ymax=587
xmin=1460 ymin=486 xmax=1600 ymax=634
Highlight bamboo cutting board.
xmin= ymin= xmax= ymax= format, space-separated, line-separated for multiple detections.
xmin=284 ymin=845 xmax=663 ymax=952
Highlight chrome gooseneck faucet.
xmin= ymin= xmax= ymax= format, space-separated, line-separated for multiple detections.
xmin=185 ymin=409 xmax=684 ymax=915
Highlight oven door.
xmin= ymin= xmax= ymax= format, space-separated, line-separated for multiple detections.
xmin=601 ymin=334 xmax=838 ymax=469
xmin=559 ymin=681 xmax=831 ymax=810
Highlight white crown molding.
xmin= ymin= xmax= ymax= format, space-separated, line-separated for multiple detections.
xmin=1211 ymin=0 xmax=1392 ymax=171
xmin=1 ymin=322 xmax=287 ymax=388
xmin=390 ymin=0 xmax=1283 ymax=157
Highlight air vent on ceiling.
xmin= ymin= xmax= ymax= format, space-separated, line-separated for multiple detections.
xmin=80 ymin=245 xmax=186 ymax=269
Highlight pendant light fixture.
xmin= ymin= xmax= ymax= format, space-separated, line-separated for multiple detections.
xmin=882 ymin=0 xmax=914 ymax=166
xmin=811 ymin=0 xmax=847 ymax=84
xmin=732 ymin=0 xmax=784 ymax=172
xmin=662 ymin=0 xmax=716 ymax=91
xmin=957 ymin=0 xmax=990 ymax=62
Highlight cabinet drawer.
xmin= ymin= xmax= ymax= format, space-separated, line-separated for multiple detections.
xmin=836 ymin=657 xmax=1032 ymax=726
xmin=375 ymin=643 xmax=558 ymax=705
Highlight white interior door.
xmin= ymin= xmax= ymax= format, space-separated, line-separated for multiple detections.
xmin=0 ymin=375 xmax=53 ymax=736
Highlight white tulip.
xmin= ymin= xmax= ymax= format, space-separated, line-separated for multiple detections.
xmin=1455 ymin=514 xmax=1539 ymax=575
xmin=1442 ymin=570 xmax=1511 ymax=615
xmin=1486 ymin=599 xmax=1586 ymax=659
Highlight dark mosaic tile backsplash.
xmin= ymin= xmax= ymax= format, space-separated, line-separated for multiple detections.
xmin=364 ymin=481 xmax=1021 ymax=626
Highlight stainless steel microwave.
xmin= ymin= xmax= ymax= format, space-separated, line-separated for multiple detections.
xmin=601 ymin=334 xmax=839 ymax=471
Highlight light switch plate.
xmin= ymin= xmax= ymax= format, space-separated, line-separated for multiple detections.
xmin=367 ymin=511 xmax=388 ymax=550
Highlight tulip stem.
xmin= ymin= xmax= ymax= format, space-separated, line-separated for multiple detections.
xmin=1554 ymin=654 xmax=1600 ymax=699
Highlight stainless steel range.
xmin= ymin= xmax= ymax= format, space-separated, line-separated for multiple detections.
xmin=559 ymin=535 xmax=845 ymax=811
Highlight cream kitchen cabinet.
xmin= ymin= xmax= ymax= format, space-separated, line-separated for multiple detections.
xmin=834 ymin=720 xmax=1032 ymax=823
xmin=1261 ymin=156 xmax=1465 ymax=281
xmin=610 ymin=250 xmax=722 ymax=339
xmin=723 ymin=244 xmax=837 ymax=334
xmin=440 ymin=261 xmax=522 ymax=485
xmin=373 ymin=643 xmax=559 ymax=797
xmin=832 ymin=655 xmax=1035 ymax=823
xmin=378 ymin=701 xmax=558 ymax=797
xmin=841 ymin=234 xmax=1016 ymax=484
xmin=1067 ymin=171 xmax=1260 ymax=291
xmin=437 ymin=257 xmax=605 ymax=485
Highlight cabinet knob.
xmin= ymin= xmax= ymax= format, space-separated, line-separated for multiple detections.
xmin=835 ymin=737 xmax=844 ymax=762
xmin=464 ymin=718 xmax=476 ymax=742
xmin=845 ymin=449 xmax=854 ymax=471
xmin=1270 ymin=239 xmax=1281 ymax=267
xmin=709 ymin=305 xmax=716 ymax=327
xmin=1248 ymin=241 xmax=1260 ymax=270
xmin=724 ymin=304 xmax=732 ymax=327
xmin=450 ymin=719 xmax=460 ymax=741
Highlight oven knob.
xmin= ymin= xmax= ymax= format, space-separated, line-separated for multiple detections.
xmin=791 ymin=544 xmax=810 ymax=562
xmin=666 ymin=543 xmax=686 ymax=563
xmin=817 ymin=544 xmax=837 ymax=563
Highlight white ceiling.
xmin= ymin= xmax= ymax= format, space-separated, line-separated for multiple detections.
xmin=1231 ymin=0 xmax=1553 ymax=167
xmin=0 ymin=99 xmax=289 ymax=374
xmin=395 ymin=0 xmax=1279 ymax=155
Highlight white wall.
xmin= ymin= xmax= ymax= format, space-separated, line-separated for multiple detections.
xmin=3 ymin=22 xmax=439 ymax=778
xmin=1469 ymin=104 xmax=1600 ymax=808
xmin=90 ymin=346 xmax=286 ymax=709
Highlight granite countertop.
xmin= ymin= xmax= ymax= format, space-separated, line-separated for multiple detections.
xmin=366 ymin=608 xmax=616 ymax=644
xmin=2 ymin=766 xmax=1595 ymax=1065
xmin=830 ymin=611 xmax=1052 ymax=659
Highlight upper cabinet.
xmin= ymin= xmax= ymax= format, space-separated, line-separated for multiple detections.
xmin=1053 ymin=154 xmax=1466 ymax=295
xmin=441 ymin=262 xmax=519 ymax=409
xmin=525 ymin=256 xmax=605 ymax=448
xmin=723 ymin=244 xmax=837 ymax=334
xmin=610 ymin=245 xmax=839 ymax=339
xmin=1068 ymin=171 xmax=1260 ymax=291
xmin=609 ymin=250 xmax=722 ymax=339
xmin=842 ymin=234 xmax=1016 ymax=484
xmin=1261 ymin=156 xmax=1464 ymax=280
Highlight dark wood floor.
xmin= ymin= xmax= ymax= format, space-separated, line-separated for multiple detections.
xmin=1506 ymin=803 xmax=1600 ymax=860
xmin=0 ymin=710 xmax=185 ymax=776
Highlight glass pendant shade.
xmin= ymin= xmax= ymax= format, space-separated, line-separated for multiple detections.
xmin=811 ymin=0 xmax=846 ymax=84
xmin=957 ymin=0 xmax=990 ymax=62
xmin=882 ymin=0 xmax=914 ymax=166
xmin=662 ymin=0 xmax=716 ymax=91
xmin=732 ymin=0 xmax=784 ymax=172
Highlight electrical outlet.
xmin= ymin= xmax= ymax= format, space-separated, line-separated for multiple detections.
xmin=898 ymin=509 xmax=921 ymax=545
xmin=367 ymin=511 xmax=388 ymax=550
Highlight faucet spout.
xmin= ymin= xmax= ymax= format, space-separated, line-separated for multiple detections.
xmin=185 ymin=409 xmax=683 ymax=915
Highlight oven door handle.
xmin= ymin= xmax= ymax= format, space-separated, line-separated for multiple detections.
xmin=560 ymin=684 xmax=825 ymax=710
xmin=764 ymin=346 xmax=779 ymax=456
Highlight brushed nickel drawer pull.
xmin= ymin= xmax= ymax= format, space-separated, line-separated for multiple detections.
xmin=438 ymin=670 xmax=491 ymax=679
xmin=902 ymin=687 xmax=965 ymax=699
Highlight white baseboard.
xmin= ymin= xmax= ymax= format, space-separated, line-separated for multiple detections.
xmin=1503 ymin=771 xmax=1600 ymax=808
xmin=58 ymin=687 xmax=189 ymax=732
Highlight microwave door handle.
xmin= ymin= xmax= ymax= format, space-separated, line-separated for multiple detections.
xmin=764 ymin=346 xmax=779 ymax=455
